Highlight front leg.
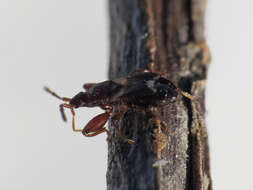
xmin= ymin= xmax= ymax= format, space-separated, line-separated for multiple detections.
xmin=82 ymin=112 xmax=111 ymax=138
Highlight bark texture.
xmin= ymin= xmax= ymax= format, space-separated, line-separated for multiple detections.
xmin=107 ymin=0 xmax=212 ymax=190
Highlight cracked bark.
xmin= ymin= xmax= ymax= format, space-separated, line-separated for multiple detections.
xmin=107 ymin=0 xmax=212 ymax=190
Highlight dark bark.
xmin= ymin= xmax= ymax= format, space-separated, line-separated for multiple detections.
xmin=107 ymin=0 xmax=212 ymax=190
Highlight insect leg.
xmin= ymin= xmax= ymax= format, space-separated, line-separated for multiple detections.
xmin=82 ymin=112 xmax=111 ymax=138
xmin=147 ymin=63 xmax=167 ymax=77
xmin=177 ymin=88 xmax=196 ymax=100
xmin=60 ymin=103 xmax=82 ymax=132
xmin=111 ymin=106 xmax=135 ymax=144
xmin=129 ymin=63 xmax=157 ymax=75
xmin=69 ymin=106 xmax=82 ymax=132
xmin=149 ymin=107 xmax=167 ymax=158
xmin=83 ymin=127 xmax=110 ymax=137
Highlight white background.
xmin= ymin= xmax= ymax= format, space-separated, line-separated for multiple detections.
xmin=0 ymin=0 xmax=252 ymax=189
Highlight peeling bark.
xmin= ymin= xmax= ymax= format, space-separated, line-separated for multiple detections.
xmin=107 ymin=0 xmax=212 ymax=189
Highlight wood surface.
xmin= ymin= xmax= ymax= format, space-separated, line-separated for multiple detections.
xmin=107 ymin=1 xmax=212 ymax=189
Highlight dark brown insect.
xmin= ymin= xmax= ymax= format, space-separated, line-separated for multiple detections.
xmin=44 ymin=69 xmax=194 ymax=144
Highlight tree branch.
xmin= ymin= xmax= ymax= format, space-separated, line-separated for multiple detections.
xmin=107 ymin=0 xmax=212 ymax=189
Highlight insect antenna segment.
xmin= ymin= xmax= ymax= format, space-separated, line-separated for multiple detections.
xmin=44 ymin=86 xmax=71 ymax=102
xmin=44 ymin=86 xmax=74 ymax=122
xmin=44 ymin=86 xmax=83 ymax=133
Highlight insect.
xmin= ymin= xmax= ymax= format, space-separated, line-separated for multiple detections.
xmin=44 ymin=69 xmax=194 ymax=144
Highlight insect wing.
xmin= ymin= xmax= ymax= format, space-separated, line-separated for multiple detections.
xmin=111 ymin=77 xmax=156 ymax=101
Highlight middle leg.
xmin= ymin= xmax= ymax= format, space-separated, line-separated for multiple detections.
xmin=111 ymin=106 xmax=135 ymax=144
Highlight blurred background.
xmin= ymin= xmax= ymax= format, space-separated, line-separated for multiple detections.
xmin=0 ymin=0 xmax=252 ymax=189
